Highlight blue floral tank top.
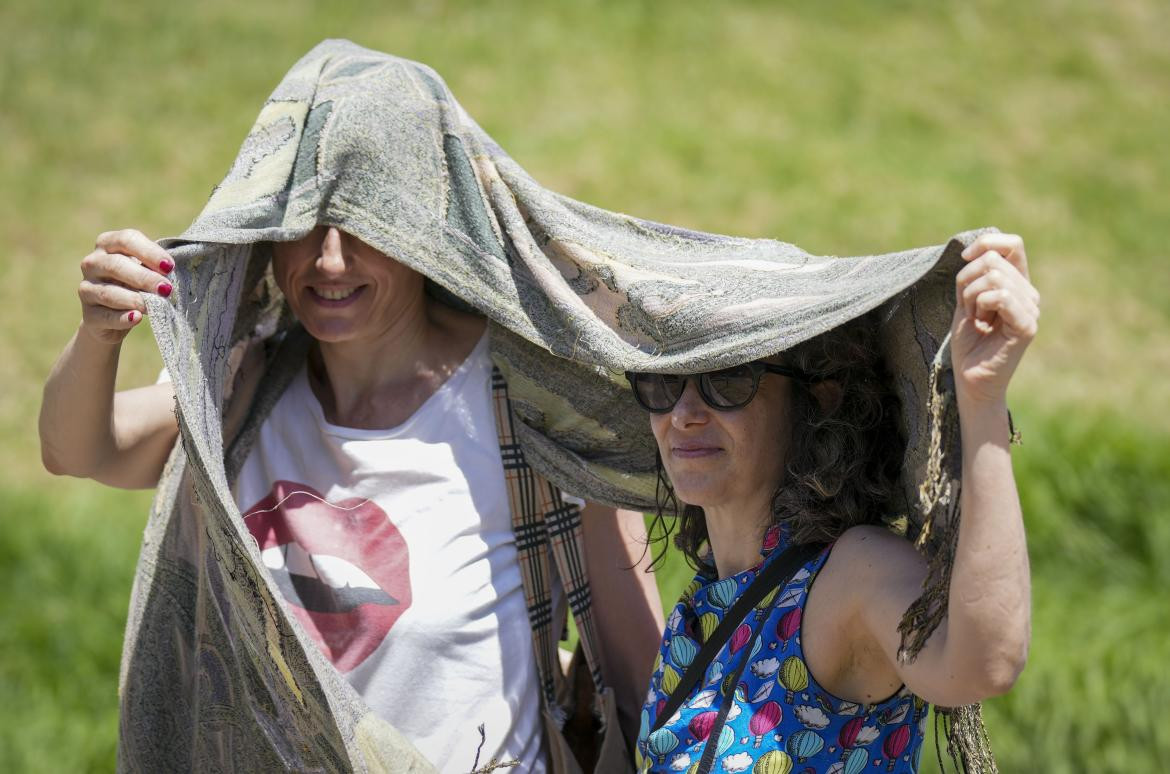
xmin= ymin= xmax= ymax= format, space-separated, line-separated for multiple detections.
xmin=636 ymin=526 xmax=928 ymax=774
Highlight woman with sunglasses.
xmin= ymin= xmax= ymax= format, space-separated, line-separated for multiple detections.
xmin=630 ymin=233 xmax=1038 ymax=774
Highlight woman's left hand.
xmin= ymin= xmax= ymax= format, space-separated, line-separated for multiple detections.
xmin=950 ymin=233 xmax=1040 ymax=405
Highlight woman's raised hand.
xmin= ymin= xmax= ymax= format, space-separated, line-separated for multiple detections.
xmin=79 ymin=229 xmax=175 ymax=344
xmin=950 ymin=233 xmax=1040 ymax=406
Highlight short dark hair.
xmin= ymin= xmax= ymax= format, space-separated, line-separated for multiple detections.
xmin=649 ymin=311 xmax=907 ymax=571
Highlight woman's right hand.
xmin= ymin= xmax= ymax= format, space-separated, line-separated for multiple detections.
xmin=79 ymin=229 xmax=175 ymax=344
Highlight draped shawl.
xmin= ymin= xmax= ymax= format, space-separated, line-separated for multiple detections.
xmin=123 ymin=39 xmax=992 ymax=772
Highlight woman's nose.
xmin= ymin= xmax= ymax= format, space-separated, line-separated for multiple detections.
xmin=670 ymin=379 xmax=710 ymax=429
xmin=316 ymin=227 xmax=347 ymax=274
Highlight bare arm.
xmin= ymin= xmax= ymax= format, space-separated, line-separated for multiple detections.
xmin=847 ymin=402 xmax=1030 ymax=707
xmin=887 ymin=233 xmax=1036 ymax=705
xmin=580 ymin=503 xmax=665 ymax=747
xmin=39 ymin=229 xmax=180 ymax=489
xmin=815 ymin=233 xmax=1037 ymax=708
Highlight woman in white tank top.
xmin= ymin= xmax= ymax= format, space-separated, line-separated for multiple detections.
xmin=40 ymin=224 xmax=665 ymax=772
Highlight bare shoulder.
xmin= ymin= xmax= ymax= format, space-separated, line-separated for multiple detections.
xmin=823 ymin=525 xmax=928 ymax=589
xmin=803 ymin=525 xmax=927 ymax=701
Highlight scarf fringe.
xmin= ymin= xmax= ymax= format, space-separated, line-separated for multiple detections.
xmin=935 ymin=704 xmax=1000 ymax=774
xmin=903 ymin=342 xmax=1000 ymax=773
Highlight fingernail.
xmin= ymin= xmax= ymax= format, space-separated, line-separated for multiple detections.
xmin=159 ymin=258 xmax=174 ymax=274
xmin=961 ymin=245 xmax=973 ymax=259
xmin=128 ymin=311 xmax=139 ymax=323
xmin=157 ymin=282 xmax=173 ymax=298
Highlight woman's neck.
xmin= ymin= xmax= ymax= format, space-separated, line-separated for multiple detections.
xmin=310 ymin=299 xmax=485 ymax=428
xmin=702 ymin=495 xmax=774 ymax=578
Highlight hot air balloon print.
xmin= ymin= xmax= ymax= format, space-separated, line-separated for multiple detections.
xmin=709 ymin=577 xmax=738 ymax=612
xmin=731 ymin=623 xmax=753 ymax=654
xmin=648 ymin=728 xmax=680 ymax=765
xmin=753 ymin=750 xmax=793 ymax=774
xmin=662 ymin=665 xmax=681 ymax=695
xmin=683 ymin=578 xmax=702 ymax=602
xmin=750 ymin=632 xmax=764 ymax=661
xmin=707 ymin=660 xmax=724 ymax=687
xmin=749 ymin=702 xmax=783 ymax=747
xmin=672 ymin=635 xmax=699 ymax=670
xmin=761 ymin=527 xmax=781 ymax=552
xmin=689 ymin=711 xmax=719 ymax=742
xmin=776 ymin=608 xmax=802 ymax=646
xmin=838 ymin=717 xmax=864 ymax=759
xmin=755 ymin=587 xmax=779 ymax=620
xmin=786 ymin=730 xmax=824 ymax=763
xmin=778 ymin=656 xmax=809 ymax=703
xmin=715 ymin=724 xmax=736 ymax=757
xmin=883 ymin=724 xmax=911 ymax=771
xmin=640 ymin=709 xmax=650 ymax=743
xmin=840 ymin=747 xmax=867 ymax=774
xmin=700 ymin=612 xmax=720 ymax=643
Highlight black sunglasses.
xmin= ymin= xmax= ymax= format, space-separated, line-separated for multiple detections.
xmin=624 ymin=361 xmax=814 ymax=413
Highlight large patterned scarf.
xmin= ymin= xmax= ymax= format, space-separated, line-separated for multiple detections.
xmin=125 ymin=38 xmax=994 ymax=772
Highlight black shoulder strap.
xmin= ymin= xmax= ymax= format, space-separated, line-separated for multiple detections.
xmin=652 ymin=541 xmax=825 ymax=732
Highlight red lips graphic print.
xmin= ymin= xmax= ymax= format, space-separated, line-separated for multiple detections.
xmin=243 ymin=480 xmax=411 ymax=673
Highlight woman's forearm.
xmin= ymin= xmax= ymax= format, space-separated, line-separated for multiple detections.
xmin=945 ymin=398 xmax=1031 ymax=695
xmin=40 ymin=326 xmax=123 ymax=478
xmin=39 ymin=325 xmax=178 ymax=488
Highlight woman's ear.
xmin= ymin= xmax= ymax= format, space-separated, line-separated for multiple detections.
xmin=810 ymin=379 xmax=843 ymax=414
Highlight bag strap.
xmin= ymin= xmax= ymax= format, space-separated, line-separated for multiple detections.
xmin=491 ymin=366 xmax=561 ymax=713
xmin=490 ymin=366 xmax=609 ymax=719
xmin=651 ymin=540 xmax=825 ymax=733
xmin=545 ymin=495 xmax=607 ymax=697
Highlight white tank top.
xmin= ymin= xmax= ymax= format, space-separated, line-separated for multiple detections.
xmin=233 ymin=334 xmax=547 ymax=772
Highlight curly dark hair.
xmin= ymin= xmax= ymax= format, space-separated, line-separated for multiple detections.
xmin=648 ymin=311 xmax=908 ymax=572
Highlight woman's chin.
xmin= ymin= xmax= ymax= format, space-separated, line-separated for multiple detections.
xmin=669 ymin=481 xmax=722 ymax=510
xmin=302 ymin=320 xmax=361 ymax=344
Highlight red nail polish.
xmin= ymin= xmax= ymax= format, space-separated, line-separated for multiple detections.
xmin=160 ymin=258 xmax=174 ymax=274
xmin=158 ymin=282 xmax=173 ymax=298
xmin=128 ymin=311 xmax=139 ymax=323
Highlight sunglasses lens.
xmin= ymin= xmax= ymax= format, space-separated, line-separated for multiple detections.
xmin=632 ymin=374 xmax=685 ymax=412
xmin=702 ymin=365 xmax=758 ymax=408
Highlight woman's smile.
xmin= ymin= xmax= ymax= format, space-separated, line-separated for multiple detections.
xmin=308 ymin=284 xmax=368 ymax=307
xmin=272 ymin=226 xmax=427 ymax=344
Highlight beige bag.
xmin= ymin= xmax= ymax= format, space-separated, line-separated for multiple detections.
xmin=545 ymin=645 xmax=631 ymax=773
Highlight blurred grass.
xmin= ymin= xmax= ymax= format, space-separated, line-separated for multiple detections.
xmin=1 ymin=0 xmax=1167 ymax=771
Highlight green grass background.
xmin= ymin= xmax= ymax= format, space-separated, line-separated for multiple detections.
xmin=2 ymin=1 xmax=1168 ymax=771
